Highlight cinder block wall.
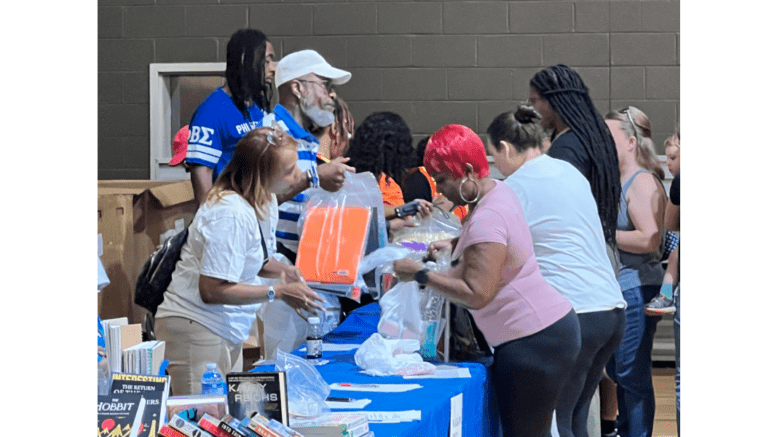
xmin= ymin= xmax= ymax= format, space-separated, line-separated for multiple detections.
xmin=98 ymin=0 xmax=680 ymax=180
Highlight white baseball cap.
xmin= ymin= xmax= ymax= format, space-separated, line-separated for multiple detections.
xmin=275 ymin=49 xmax=351 ymax=89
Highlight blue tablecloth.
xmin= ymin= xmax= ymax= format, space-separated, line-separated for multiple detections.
xmin=255 ymin=303 xmax=499 ymax=437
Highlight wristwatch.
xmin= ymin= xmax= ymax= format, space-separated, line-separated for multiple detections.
xmin=414 ymin=268 xmax=430 ymax=286
xmin=267 ymin=285 xmax=275 ymax=302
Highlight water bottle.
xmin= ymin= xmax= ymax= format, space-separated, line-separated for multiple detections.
xmin=306 ymin=317 xmax=323 ymax=360
xmin=201 ymin=363 xmax=226 ymax=395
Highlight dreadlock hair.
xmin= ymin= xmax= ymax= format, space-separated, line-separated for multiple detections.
xmin=487 ymin=105 xmax=546 ymax=154
xmin=530 ymin=64 xmax=621 ymax=247
xmin=346 ymin=112 xmax=415 ymax=184
xmin=605 ymin=106 xmax=665 ymax=180
xmin=225 ymin=29 xmax=272 ymax=117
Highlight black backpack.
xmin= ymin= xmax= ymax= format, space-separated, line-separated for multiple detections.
xmin=135 ymin=228 xmax=189 ymax=315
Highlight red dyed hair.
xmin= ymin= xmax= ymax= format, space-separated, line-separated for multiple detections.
xmin=423 ymin=124 xmax=489 ymax=179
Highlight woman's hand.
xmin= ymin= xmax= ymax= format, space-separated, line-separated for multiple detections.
xmin=281 ymin=265 xmax=305 ymax=284
xmin=393 ymin=258 xmax=423 ymax=282
xmin=415 ymin=199 xmax=435 ymax=219
xmin=427 ymin=239 xmax=454 ymax=260
xmin=276 ymin=274 xmax=325 ymax=319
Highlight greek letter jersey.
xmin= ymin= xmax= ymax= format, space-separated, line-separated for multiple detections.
xmin=185 ymin=88 xmax=268 ymax=182
xmin=262 ymin=104 xmax=320 ymax=257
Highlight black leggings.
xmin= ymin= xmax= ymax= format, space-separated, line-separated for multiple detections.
xmin=492 ymin=310 xmax=581 ymax=437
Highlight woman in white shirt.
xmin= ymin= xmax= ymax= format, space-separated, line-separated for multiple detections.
xmin=487 ymin=105 xmax=626 ymax=437
xmin=156 ymin=126 xmax=325 ymax=395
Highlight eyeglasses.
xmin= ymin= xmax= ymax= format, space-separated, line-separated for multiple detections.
xmin=297 ymin=79 xmax=335 ymax=93
xmin=618 ymin=107 xmax=638 ymax=134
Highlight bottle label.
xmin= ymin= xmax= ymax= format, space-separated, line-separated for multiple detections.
xmin=306 ymin=339 xmax=323 ymax=359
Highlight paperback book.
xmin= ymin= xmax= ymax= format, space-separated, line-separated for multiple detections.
xmin=111 ymin=373 xmax=171 ymax=437
xmin=289 ymin=413 xmax=370 ymax=437
xmin=97 ymin=393 xmax=146 ymax=437
xmin=167 ymin=394 xmax=229 ymax=423
xmin=226 ymin=372 xmax=289 ymax=424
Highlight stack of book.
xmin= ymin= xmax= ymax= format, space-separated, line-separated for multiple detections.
xmin=289 ymin=414 xmax=371 ymax=437
xmin=123 ymin=340 xmax=166 ymax=375
xmin=158 ymin=412 xmax=302 ymax=437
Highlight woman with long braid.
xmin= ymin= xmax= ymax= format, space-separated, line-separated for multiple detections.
xmin=528 ymin=65 xmax=621 ymax=270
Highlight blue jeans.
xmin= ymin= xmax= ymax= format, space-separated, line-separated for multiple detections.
xmin=606 ymin=285 xmax=660 ymax=437
xmin=674 ymin=284 xmax=680 ymax=436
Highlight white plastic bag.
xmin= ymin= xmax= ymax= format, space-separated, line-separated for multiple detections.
xmin=354 ymin=333 xmax=436 ymax=376
xmin=377 ymin=281 xmax=423 ymax=341
xmin=274 ymin=349 xmax=331 ymax=416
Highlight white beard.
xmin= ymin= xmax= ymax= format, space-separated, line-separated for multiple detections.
xmin=300 ymin=100 xmax=335 ymax=128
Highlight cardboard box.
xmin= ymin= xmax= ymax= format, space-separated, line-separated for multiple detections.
xmin=98 ymin=180 xmax=197 ymax=324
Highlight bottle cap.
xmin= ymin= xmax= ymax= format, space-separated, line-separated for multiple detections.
xmin=206 ymin=362 xmax=217 ymax=370
xmin=308 ymin=317 xmax=321 ymax=324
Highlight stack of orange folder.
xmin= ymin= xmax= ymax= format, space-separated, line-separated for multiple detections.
xmin=296 ymin=205 xmax=372 ymax=297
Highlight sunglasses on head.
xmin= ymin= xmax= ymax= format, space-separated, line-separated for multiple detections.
xmin=618 ymin=107 xmax=638 ymax=133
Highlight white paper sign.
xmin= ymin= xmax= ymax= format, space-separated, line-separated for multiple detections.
xmin=403 ymin=365 xmax=471 ymax=379
xmin=329 ymin=383 xmax=422 ymax=393
xmin=326 ymin=399 xmax=372 ymax=409
xmin=450 ymin=393 xmax=463 ymax=437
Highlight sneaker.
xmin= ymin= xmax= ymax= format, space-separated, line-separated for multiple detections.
xmin=644 ymin=294 xmax=676 ymax=316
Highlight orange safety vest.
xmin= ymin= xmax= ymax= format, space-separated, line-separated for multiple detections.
xmin=417 ymin=166 xmax=468 ymax=221
xmin=379 ymin=173 xmax=405 ymax=207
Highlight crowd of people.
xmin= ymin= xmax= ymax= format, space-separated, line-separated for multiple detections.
xmin=154 ymin=27 xmax=681 ymax=437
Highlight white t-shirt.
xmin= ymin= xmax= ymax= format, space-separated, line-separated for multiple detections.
xmin=503 ymin=155 xmax=625 ymax=313
xmin=156 ymin=193 xmax=279 ymax=344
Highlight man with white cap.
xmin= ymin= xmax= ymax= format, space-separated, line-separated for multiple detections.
xmin=265 ymin=49 xmax=355 ymax=263
xmin=258 ymin=49 xmax=355 ymax=360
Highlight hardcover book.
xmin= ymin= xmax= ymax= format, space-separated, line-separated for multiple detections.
xmin=226 ymin=372 xmax=289 ymax=424
xmin=197 ymin=414 xmax=234 ymax=437
xmin=111 ymin=373 xmax=171 ymax=437
xmin=97 ymin=393 xmax=146 ymax=437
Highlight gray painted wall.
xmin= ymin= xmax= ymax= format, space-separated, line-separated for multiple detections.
xmin=98 ymin=0 xmax=680 ymax=180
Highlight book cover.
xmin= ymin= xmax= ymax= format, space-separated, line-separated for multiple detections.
xmin=167 ymin=394 xmax=229 ymax=423
xmin=111 ymin=373 xmax=170 ymax=437
xmin=97 ymin=393 xmax=146 ymax=437
xmin=168 ymin=414 xmax=216 ymax=437
xmin=247 ymin=414 xmax=303 ymax=437
xmin=226 ymin=372 xmax=288 ymax=424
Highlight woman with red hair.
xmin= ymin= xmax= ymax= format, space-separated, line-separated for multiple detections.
xmin=394 ymin=124 xmax=582 ymax=437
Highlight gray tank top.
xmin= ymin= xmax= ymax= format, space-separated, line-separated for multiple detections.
xmin=617 ymin=169 xmax=665 ymax=291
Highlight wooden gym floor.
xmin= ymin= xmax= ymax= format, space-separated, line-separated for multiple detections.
xmin=652 ymin=367 xmax=678 ymax=437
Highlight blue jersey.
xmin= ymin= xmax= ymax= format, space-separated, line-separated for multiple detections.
xmin=185 ymin=88 xmax=268 ymax=182
xmin=263 ymin=104 xmax=320 ymax=256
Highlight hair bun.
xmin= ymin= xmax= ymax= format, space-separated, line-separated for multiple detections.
xmin=515 ymin=105 xmax=540 ymax=124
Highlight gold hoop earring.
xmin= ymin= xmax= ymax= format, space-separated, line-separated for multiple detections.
xmin=459 ymin=178 xmax=480 ymax=204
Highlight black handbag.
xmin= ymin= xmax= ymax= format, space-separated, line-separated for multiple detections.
xmin=447 ymin=302 xmax=492 ymax=361
xmin=134 ymin=228 xmax=189 ymax=315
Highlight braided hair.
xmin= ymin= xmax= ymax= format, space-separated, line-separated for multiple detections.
xmin=487 ymin=105 xmax=546 ymax=154
xmin=346 ymin=112 xmax=415 ymax=184
xmin=530 ymin=64 xmax=621 ymax=247
xmin=225 ymin=29 xmax=272 ymax=117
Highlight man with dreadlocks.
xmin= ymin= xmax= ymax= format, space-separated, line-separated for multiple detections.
xmin=186 ymin=28 xmax=277 ymax=206
xmin=528 ymin=65 xmax=621 ymax=267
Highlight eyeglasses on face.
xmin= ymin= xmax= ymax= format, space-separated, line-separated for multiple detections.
xmin=296 ymin=79 xmax=335 ymax=93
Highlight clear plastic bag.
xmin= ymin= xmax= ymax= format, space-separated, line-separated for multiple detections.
xmin=392 ymin=206 xmax=462 ymax=251
xmin=377 ymin=280 xmax=423 ymax=341
xmin=354 ymin=333 xmax=436 ymax=376
xmin=296 ymin=172 xmax=386 ymax=300
xmin=274 ymin=349 xmax=331 ymax=417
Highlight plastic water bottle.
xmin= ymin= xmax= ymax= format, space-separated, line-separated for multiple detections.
xmin=306 ymin=317 xmax=323 ymax=360
xmin=201 ymin=363 xmax=226 ymax=395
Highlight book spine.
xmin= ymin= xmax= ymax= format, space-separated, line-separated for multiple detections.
xmin=245 ymin=421 xmax=283 ymax=437
xmin=218 ymin=421 xmax=248 ymax=437
xmin=159 ymin=425 xmax=189 ymax=437
xmin=169 ymin=415 xmax=216 ymax=437
xmin=198 ymin=417 xmax=234 ymax=437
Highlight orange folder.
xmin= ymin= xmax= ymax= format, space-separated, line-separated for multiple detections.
xmin=296 ymin=205 xmax=371 ymax=285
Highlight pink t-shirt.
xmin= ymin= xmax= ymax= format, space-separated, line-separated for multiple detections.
xmin=451 ymin=180 xmax=572 ymax=347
